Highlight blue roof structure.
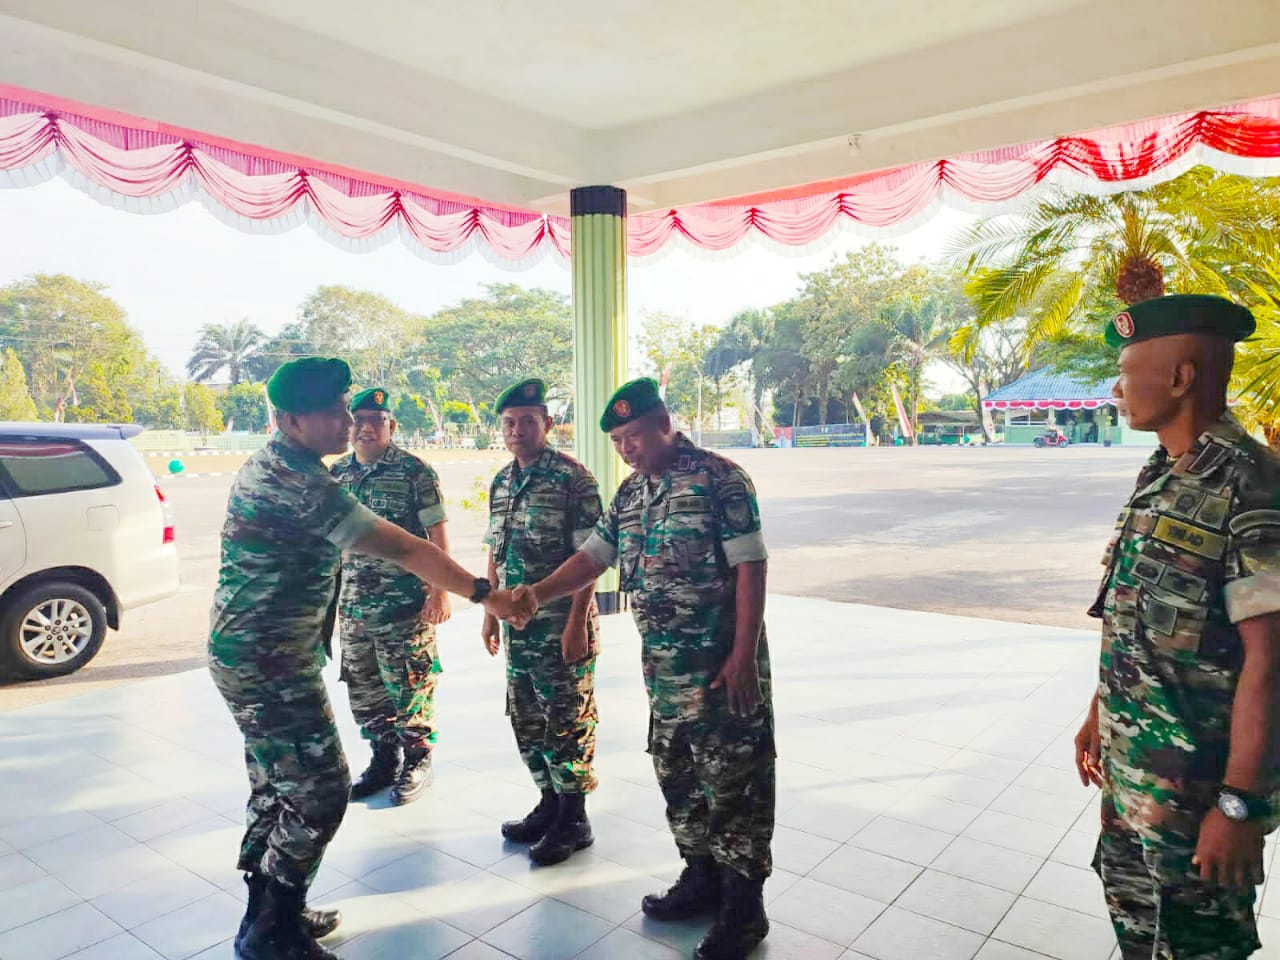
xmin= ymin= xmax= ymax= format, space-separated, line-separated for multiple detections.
xmin=985 ymin=368 xmax=1115 ymax=404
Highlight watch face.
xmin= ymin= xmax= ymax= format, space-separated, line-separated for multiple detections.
xmin=1219 ymin=792 xmax=1250 ymax=821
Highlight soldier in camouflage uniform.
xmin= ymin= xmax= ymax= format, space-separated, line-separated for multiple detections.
xmin=209 ymin=358 xmax=532 ymax=960
xmin=522 ymin=377 xmax=774 ymax=960
xmin=331 ymin=387 xmax=451 ymax=806
xmin=1074 ymin=296 xmax=1280 ymax=960
xmin=482 ymin=378 xmax=603 ymax=865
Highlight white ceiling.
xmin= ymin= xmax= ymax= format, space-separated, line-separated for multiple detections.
xmin=1 ymin=0 xmax=1278 ymax=214
xmin=222 ymin=0 xmax=1094 ymax=129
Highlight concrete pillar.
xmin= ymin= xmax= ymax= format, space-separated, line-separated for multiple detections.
xmin=570 ymin=186 xmax=628 ymax=613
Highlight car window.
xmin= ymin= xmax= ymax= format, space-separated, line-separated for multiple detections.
xmin=0 ymin=439 xmax=120 ymax=497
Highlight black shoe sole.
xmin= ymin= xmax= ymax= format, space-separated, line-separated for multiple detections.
xmin=528 ymin=834 xmax=594 ymax=866
xmin=639 ymin=899 xmax=719 ymax=921
xmin=694 ymin=922 xmax=769 ymax=959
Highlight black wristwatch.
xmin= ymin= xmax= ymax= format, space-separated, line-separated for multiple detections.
xmin=1217 ymin=785 xmax=1270 ymax=822
xmin=469 ymin=578 xmax=492 ymax=605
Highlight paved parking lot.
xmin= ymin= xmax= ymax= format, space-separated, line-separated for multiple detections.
xmin=0 ymin=445 xmax=1149 ymax=711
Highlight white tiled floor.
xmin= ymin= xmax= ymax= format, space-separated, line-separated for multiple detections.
xmin=3 ymin=594 xmax=1280 ymax=959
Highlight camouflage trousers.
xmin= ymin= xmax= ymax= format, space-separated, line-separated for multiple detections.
xmin=648 ymin=707 xmax=776 ymax=880
xmin=505 ymin=619 xmax=599 ymax=795
xmin=339 ymin=613 xmax=440 ymax=751
xmin=209 ymin=657 xmax=350 ymax=890
xmin=1094 ymin=825 xmax=1262 ymax=959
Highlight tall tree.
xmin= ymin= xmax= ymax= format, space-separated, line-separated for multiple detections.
xmin=298 ymin=286 xmax=423 ymax=387
xmin=217 ymin=381 xmax=269 ymax=432
xmin=186 ymin=318 xmax=268 ymax=384
xmin=428 ymin=284 xmax=573 ymax=407
xmin=0 ymin=274 xmax=137 ymax=421
xmin=0 ymin=347 xmax=37 ymax=420
xmin=183 ymin=382 xmax=225 ymax=442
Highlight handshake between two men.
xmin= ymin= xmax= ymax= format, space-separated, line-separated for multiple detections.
xmin=485 ymin=581 xmax=539 ymax=629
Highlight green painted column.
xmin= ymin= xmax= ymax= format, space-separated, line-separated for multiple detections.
xmin=571 ymin=186 xmax=627 ymax=613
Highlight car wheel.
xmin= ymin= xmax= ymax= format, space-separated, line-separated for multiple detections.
xmin=0 ymin=581 xmax=108 ymax=680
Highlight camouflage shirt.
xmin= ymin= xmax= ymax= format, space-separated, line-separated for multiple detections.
xmin=1095 ymin=412 xmax=1280 ymax=845
xmin=486 ymin=446 xmax=602 ymax=624
xmin=582 ymin=434 xmax=769 ymax=719
xmin=209 ymin=431 xmax=378 ymax=665
xmin=330 ymin=442 xmax=446 ymax=611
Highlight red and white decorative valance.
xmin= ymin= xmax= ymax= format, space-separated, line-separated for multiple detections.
xmin=3 ymin=83 xmax=1280 ymax=263
xmin=984 ymin=399 xmax=1115 ymax=410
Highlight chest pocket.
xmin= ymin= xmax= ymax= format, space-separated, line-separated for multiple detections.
xmin=489 ymin=495 xmax=512 ymax=561
xmin=617 ymin=509 xmax=645 ymax=591
xmin=663 ymin=494 xmax=717 ymax=573
xmin=1133 ymin=539 xmax=1230 ymax=661
xmin=525 ymin=491 xmax=569 ymax=536
xmin=368 ymin=476 xmax=411 ymax=518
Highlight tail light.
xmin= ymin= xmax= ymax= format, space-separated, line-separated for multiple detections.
xmin=155 ymin=484 xmax=175 ymax=544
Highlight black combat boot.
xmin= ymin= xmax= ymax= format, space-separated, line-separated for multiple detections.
xmin=237 ymin=877 xmax=340 ymax=960
xmin=349 ymin=742 xmax=400 ymax=800
xmin=389 ymin=747 xmax=433 ymax=805
xmin=694 ymin=870 xmax=769 ymax=959
xmin=237 ymin=874 xmax=342 ymax=949
xmin=529 ymin=793 xmax=593 ymax=866
xmin=640 ymin=856 xmax=720 ymax=920
xmin=501 ymin=788 xmax=557 ymax=842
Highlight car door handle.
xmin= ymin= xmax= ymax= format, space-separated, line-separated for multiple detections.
xmin=0 ymin=521 xmax=12 ymax=529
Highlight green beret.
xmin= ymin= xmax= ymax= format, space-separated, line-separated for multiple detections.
xmin=1105 ymin=294 xmax=1255 ymax=349
xmin=350 ymin=387 xmax=391 ymax=412
xmin=495 ymin=378 xmax=547 ymax=413
xmin=266 ymin=357 xmax=352 ymax=414
xmin=600 ymin=377 xmax=664 ymax=432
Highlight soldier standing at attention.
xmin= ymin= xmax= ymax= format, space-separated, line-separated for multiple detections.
xmin=1074 ymin=295 xmax=1280 ymax=959
xmin=331 ymin=387 xmax=450 ymax=806
xmin=519 ymin=377 xmax=775 ymax=960
xmin=482 ymin=378 xmax=603 ymax=865
xmin=209 ymin=357 xmax=532 ymax=960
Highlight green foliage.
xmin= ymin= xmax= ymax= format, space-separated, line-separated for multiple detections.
xmin=299 ymin=285 xmax=421 ymax=386
xmin=952 ymin=167 xmax=1280 ymax=346
xmin=183 ymin=382 xmax=224 ymax=439
xmin=218 ymin=381 xmax=269 ymax=432
xmin=132 ymin=382 xmax=183 ymax=429
xmin=427 ymin=284 xmax=573 ymax=407
xmin=187 ymin=319 xmax=268 ymax=384
xmin=392 ymin=393 xmax=432 ymax=435
xmin=0 ymin=347 xmax=37 ymax=420
xmin=441 ymin=400 xmax=475 ymax=425
xmin=935 ymin=392 xmax=972 ymax=411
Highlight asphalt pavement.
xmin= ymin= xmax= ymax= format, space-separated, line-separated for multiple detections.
xmin=0 ymin=444 xmax=1150 ymax=710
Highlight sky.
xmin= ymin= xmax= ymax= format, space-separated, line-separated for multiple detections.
xmin=0 ymin=177 xmax=978 ymax=396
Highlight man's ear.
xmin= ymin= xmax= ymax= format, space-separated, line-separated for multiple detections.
xmin=1170 ymin=359 xmax=1198 ymax=399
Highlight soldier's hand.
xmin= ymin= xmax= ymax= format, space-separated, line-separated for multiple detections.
xmin=512 ymin=584 xmax=539 ymax=623
xmin=1074 ymin=702 xmax=1102 ymax=788
xmin=485 ymin=589 xmax=533 ymax=630
xmin=481 ymin=613 xmax=501 ymax=657
xmin=423 ymin=590 xmax=452 ymax=626
xmin=711 ymin=653 xmax=760 ymax=716
xmin=1193 ymin=809 xmax=1264 ymax=888
xmin=561 ymin=621 xmax=590 ymax=664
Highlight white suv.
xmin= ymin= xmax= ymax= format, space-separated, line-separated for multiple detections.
xmin=0 ymin=423 xmax=180 ymax=679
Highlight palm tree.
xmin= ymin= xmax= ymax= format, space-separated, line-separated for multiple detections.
xmin=1230 ymin=231 xmax=1280 ymax=446
xmin=950 ymin=168 xmax=1280 ymax=349
xmin=882 ymin=287 xmax=954 ymax=441
xmin=187 ymin=319 xmax=267 ymax=384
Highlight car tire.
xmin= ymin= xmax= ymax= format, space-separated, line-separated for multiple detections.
xmin=0 ymin=581 xmax=108 ymax=680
